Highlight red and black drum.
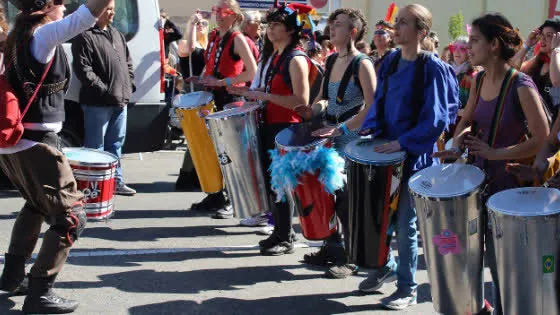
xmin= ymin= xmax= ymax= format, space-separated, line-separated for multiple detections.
xmin=275 ymin=123 xmax=338 ymax=240
xmin=63 ymin=148 xmax=118 ymax=221
xmin=344 ymin=138 xmax=406 ymax=268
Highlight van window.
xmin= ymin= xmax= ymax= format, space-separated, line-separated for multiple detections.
xmin=4 ymin=0 xmax=139 ymax=41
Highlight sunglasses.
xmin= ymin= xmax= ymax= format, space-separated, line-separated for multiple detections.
xmin=212 ymin=6 xmax=236 ymax=19
xmin=374 ymin=29 xmax=389 ymax=36
xmin=197 ymin=20 xmax=209 ymax=27
xmin=449 ymin=44 xmax=468 ymax=54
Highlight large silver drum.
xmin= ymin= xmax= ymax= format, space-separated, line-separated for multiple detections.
xmin=487 ymin=187 xmax=560 ymax=315
xmin=205 ymin=103 xmax=269 ymax=218
xmin=409 ymin=164 xmax=486 ymax=315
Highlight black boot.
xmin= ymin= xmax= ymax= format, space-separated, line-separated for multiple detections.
xmin=22 ymin=275 xmax=79 ymax=314
xmin=175 ymin=168 xmax=201 ymax=192
xmin=260 ymin=201 xmax=294 ymax=256
xmin=0 ymin=253 xmax=28 ymax=295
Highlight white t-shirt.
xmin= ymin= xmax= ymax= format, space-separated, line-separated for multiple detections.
xmin=0 ymin=5 xmax=97 ymax=154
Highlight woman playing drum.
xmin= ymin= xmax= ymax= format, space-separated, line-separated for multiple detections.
xmin=357 ymin=4 xmax=460 ymax=310
xmin=435 ymin=13 xmax=550 ymax=315
xmin=229 ymin=1 xmax=312 ymax=256
xmin=189 ymin=0 xmax=257 ymax=219
xmin=296 ymin=8 xmax=377 ymax=279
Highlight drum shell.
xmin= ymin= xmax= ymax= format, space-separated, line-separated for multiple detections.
xmin=176 ymin=101 xmax=224 ymax=193
xmin=412 ymin=188 xmax=485 ymax=315
xmin=206 ymin=105 xmax=269 ymax=218
xmin=276 ymin=124 xmax=337 ymax=241
xmin=488 ymin=202 xmax=560 ymax=315
xmin=64 ymin=148 xmax=118 ymax=221
xmin=347 ymin=160 xmax=403 ymax=268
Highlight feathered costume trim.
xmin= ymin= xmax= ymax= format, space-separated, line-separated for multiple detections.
xmin=269 ymin=146 xmax=346 ymax=202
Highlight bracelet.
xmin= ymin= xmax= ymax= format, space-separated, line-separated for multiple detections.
xmin=225 ymin=78 xmax=232 ymax=87
xmin=338 ymin=122 xmax=350 ymax=135
xmin=523 ymin=43 xmax=530 ymax=51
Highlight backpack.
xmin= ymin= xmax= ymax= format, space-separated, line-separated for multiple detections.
xmin=322 ymin=53 xmax=373 ymax=103
xmin=0 ymin=55 xmax=53 ymax=148
xmin=279 ymin=49 xmax=324 ymax=104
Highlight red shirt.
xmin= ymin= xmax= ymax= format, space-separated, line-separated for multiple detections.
xmin=266 ymin=49 xmax=311 ymax=124
xmin=204 ymin=30 xmax=245 ymax=87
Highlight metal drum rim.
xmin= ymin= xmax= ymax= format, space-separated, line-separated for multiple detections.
xmin=487 ymin=207 xmax=560 ymax=218
xmin=62 ymin=147 xmax=119 ymax=167
xmin=274 ymin=136 xmax=329 ymax=151
xmin=344 ymin=154 xmax=406 ymax=166
xmin=174 ymin=101 xmax=215 ymax=111
xmin=173 ymin=91 xmax=214 ymax=109
xmin=486 ymin=187 xmax=560 ymax=217
xmin=409 ymin=186 xmax=484 ymax=201
xmin=205 ymin=104 xmax=260 ymax=121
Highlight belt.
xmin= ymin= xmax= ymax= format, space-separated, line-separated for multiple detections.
xmin=325 ymin=105 xmax=363 ymax=125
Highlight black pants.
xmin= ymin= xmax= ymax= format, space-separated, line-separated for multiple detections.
xmin=263 ymin=122 xmax=295 ymax=241
xmin=212 ymin=87 xmax=243 ymax=112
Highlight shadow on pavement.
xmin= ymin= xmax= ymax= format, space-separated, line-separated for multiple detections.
xmin=0 ymin=190 xmax=20 ymax=199
xmin=110 ymin=209 xmax=202 ymax=220
xmin=56 ymin=265 xmax=323 ymax=294
xmin=0 ymin=294 xmax=20 ymax=314
xmin=81 ymin=225 xmax=258 ymax=242
xmin=66 ymin=250 xmax=262 ymax=267
xmin=127 ymin=182 xmax=177 ymax=194
xmin=0 ymin=212 xmax=19 ymax=220
xmin=127 ymin=295 xmax=385 ymax=315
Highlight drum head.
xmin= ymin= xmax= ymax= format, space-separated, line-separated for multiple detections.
xmin=205 ymin=103 xmax=260 ymax=120
xmin=344 ymin=138 xmax=406 ymax=166
xmin=173 ymin=91 xmax=214 ymax=109
xmin=487 ymin=187 xmax=560 ymax=216
xmin=275 ymin=123 xmax=328 ymax=151
xmin=63 ymin=148 xmax=118 ymax=165
xmin=409 ymin=164 xmax=485 ymax=199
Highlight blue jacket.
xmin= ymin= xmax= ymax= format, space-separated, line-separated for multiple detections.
xmin=361 ymin=50 xmax=459 ymax=171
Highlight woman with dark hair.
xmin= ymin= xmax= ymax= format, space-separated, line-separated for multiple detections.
xmin=357 ymin=4 xmax=460 ymax=310
xmin=298 ymin=8 xmax=377 ymax=279
xmin=189 ymin=0 xmax=258 ymax=219
xmin=435 ymin=13 xmax=550 ymax=315
xmin=0 ymin=0 xmax=112 ymax=313
xmin=229 ymin=1 xmax=312 ymax=255
xmin=512 ymin=18 xmax=560 ymax=122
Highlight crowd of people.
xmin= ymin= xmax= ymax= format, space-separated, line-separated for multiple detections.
xmin=0 ymin=0 xmax=560 ymax=313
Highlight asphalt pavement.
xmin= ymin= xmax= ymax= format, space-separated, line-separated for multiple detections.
xmin=0 ymin=151 xmax=495 ymax=314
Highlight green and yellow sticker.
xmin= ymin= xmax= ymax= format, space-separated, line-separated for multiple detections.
xmin=543 ymin=255 xmax=555 ymax=274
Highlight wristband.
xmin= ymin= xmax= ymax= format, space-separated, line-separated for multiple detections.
xmin=523 ymin=43 xmax=530 ymax=51
xmin=338 ymin=122 xmax=350 ymax=135
xmin=225 ymin=78 xmax=232 ymax=87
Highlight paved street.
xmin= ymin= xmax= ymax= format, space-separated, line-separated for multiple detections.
xmin=0 ymin=151 xmax=494 ymax=314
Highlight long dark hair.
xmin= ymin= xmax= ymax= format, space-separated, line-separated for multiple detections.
xmin=265 ymin=7 xmax=303 ymax=51
xmin=4 ymin=12 xmax=51 ymax=66
xmin=259 ymin=34 xmax=274 ymax=79
xmin=471 ymin=13 xmax=522 ymax=61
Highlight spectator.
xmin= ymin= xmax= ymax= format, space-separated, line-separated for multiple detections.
xmin=371 ymin=20 xmax=396 ymax=73
xmin=72 ymin=0 xmax=137 ymax=196
xmin=161 ymin=9 xmax=183 ymax=57
xmin=356 ymin=40 xmax=371 ymax=55
xmin=242 ymin=10 xmax=263 ymax=52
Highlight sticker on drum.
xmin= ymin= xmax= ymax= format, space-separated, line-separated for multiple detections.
xmin=173 ymin=91 xmax=214 ymax=110
xmin=486 ymin=187 xmax=560 ymax=217
xmin=433 ymin=229 xmax=463 ymax=255
xmin=344 ymin=138 xmax=406 ymax=166
xmin=275 ymin=123 xmax=329 ymax=151
xmin=409 ymin=164 xmax=486 ymax=200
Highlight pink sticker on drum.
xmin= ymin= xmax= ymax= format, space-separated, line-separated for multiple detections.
xmin=432 ymin=230 xmax=462 ymax=255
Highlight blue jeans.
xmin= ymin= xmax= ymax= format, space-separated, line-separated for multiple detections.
xmin=82 ymin=105 xmax=127 ymax=185
xmin=386 ymin=166 xmax=418 ymax=294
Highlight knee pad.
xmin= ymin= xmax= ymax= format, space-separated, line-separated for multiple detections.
xmin=49 ymin=203 xmax=87 ymax=245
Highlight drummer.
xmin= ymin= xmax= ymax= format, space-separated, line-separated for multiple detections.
xmin=229 ymin=1 xmax=312 ymax=256
xmin=357 ymin=4 xmax=459 ymax=310
xmin=192 ymin=0 xmax=257 ymax=219
xmin=295 ymin=8 xmax=377 ymax=279
xmin=435 ymin=13 xmax=550 ymax=315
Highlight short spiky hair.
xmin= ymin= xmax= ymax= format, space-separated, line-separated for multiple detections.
xmin=327 ymin=8 xmax=368 ymax=43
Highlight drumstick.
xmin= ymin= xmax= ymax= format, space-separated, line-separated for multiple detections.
xmin=189 ymin=51 xmax=194 ymax=93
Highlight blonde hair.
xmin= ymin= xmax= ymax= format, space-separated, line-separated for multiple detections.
xmin=197 ymin=27 xmax=209 ymax=49
xmin=221 ymin=0 xmax=244 ymax=26
xmin=403 ymin=4 xmax=433 ymax=47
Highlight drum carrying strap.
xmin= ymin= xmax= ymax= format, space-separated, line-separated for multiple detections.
xmin=321 ymin=53 xmax=372 ymax=104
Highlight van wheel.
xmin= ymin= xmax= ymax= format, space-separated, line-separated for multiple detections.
xmin=59 ymin=127 xmax=82 ymax=148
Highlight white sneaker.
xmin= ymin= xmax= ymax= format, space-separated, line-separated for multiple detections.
xmin=257 ymin=225 xmax=274 ymax=235
xmin=240 ymin=215 xmax=269 ymax=227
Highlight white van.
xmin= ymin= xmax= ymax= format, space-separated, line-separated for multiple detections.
xmin=3 ymin=0 xmax=168 ymax=153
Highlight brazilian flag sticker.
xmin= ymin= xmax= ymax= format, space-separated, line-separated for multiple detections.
xmin=543 ymin=255 xmax=555 ymax=274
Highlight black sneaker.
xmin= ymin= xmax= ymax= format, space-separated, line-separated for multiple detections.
xmin=211 ymin=204 xmax=234 ymax=219
xmin=22 ymin=275 xmax=79 ymax=314
xmin=190 ymin=192 xmax=225 ymax=211
xmin=358 ymin=265 xmax=397 ymax=293
xmin=259 ymin=233 xmax=279 ymax=248
xmin=260 ymin=240 xmax=295 ymax=256
xmin=303 ymin=244 xmax=346 ymax=266
xmin=115 ymin=184 xmax=136 ymax=196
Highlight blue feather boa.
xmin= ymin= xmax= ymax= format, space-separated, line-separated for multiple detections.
xmin=269 ymin=146 xmax=346 ymax=202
